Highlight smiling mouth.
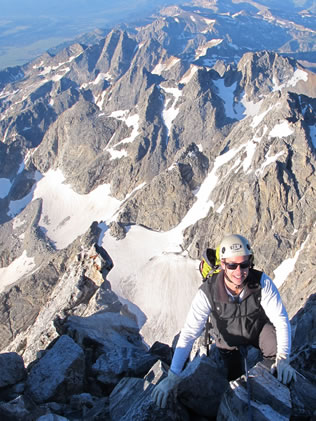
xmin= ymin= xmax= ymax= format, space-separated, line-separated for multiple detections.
xmin=232 ymin=275 xmax=244 ymax=282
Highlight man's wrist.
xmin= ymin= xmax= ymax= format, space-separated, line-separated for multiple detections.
xmin=277 ymin=353 xmax=289 ymax=361
xmin=168 ymin=370 xmax=181 ymax=382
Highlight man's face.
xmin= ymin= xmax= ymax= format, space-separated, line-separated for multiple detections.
xmin=221 ymin=255 xmax=250 ymax=286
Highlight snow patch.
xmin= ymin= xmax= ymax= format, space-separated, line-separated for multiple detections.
xmin=273 ymin=236 xmax=309 ymax=288
xmin=96 ymin=91 xmax=107 ymax=110
xmin=7 ymin=170 xmax=41 ymax=217
xmin=8 ymin=190 xmax=35 ymax=218
xmin=106 ymin=112 xmax=140 ymax=160
xmin=213 ymin=79 xmax=244 ymax=119
xmin=255 ymin=148 xmax=284 ymax=176
xmin=0 ymin=88 xmax=20 ymax=100
xmin=106 ymin=148 xmax=127 ymax=160
xmin=38 ymin=52 xmax=82 ymax=78
xmin=195 ymin=39 xmax=223 ymax=59
xmin=102 ymin=225 xmax=201 ymax=345
xmin=176 ymin=146 xmax=243 ymax=230
xmin=203 ymin=18 xmax=216 ymax=25
xmin=32 ymin=169 xmax=122 ymax=249
xmin=242 ymin=127 xmax=269 ymax=174
xmin=251 ymin=105 xmax=275 ymax=128
xmin=232 ymin=11 xmax=243 ymax=18
xmin=161 ymin=86 xmax=182 ymax=136
xmin=216 ymin=203 xmax=225 ymax=213
xmin=269 ymin=121 xmax=294 ymax=138
xmin=81 ymin=73 xmax=111 ymax=89
xmin=0 ymin=178 xmax=12 ymax=198
xmin=309 ymin=124 xmax=316 ymax=149
xmin=243 ymin=140 xmax=258 ymax=173
xmin=152 ymin=63 xmax=167 ymax=75
xmin=51 ymin=68 xmax=70 ymax=82
xmin=242 ymin=99 xmax=263 ymax=118
xmin=179 ymin=65 xmax=199 ymax=84
xmin=13 ymin=216 xmax=25 ymax=229
xmin=152 ymin=57 xmax=180 ymax=75
xmin=273 ymin=69 xmax=308 ymax=91
xmin=0 ymin=251 xmax=37 ymax=293
xmin=225 ymin=127 xmax=268 ymax=176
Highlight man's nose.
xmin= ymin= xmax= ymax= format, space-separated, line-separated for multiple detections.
xmin=234 ymin=265 xmax=242 ymax=274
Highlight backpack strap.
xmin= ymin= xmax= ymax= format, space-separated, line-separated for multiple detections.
xmin=201 ymin=271 xmax=221 ymax=354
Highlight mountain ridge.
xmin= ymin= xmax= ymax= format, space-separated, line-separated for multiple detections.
xmin=0 ymin=1 xmax=315 ymax=419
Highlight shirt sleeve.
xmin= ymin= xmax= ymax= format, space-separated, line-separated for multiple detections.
xmin=170 ymin=288 xmax=211 ymax=375
xmin=260 ymin=273 xmax=291 ymax=356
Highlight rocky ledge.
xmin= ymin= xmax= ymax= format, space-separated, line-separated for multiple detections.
xmin=0 ymin=263 xmax=315 ymax=420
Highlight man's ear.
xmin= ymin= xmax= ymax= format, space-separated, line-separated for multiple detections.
xmin=220 ymin=260 xmax=225 ymax=270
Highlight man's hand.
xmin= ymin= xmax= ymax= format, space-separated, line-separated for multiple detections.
xmin=151 ymin=370 xmax=181 ymax=408
xmin=271 ymin=354 xmax=297 ymax=385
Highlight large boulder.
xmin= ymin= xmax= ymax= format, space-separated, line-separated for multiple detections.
xmin=92 ymin=347 xmax=159 ymax=387
xmin=0 ymin=395 xmax=31 ymax=420
xmin=217 ymin=361 xmax=316 ymax=421
xmin=178 ymin=353 xmax=229 ymax=417
xmin=217 ymin=368 xmax=291 ymax=420
xmin=290 ymin=370 xmax=316 ymax=419
xmin=26 ymin=335 xmax=85 ymax=403
xmin=62 ymin=311 xmax=144 ymax=351
xmin=0 ymin=352 xmax=26 ymax=388
xmin=110 ymin=377 xmax=190 ymax=421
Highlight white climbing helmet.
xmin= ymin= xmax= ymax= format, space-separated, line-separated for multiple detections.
xmin=219 ymin=234 xmax=252 ymax=260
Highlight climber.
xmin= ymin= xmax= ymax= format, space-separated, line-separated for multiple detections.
xmin=152 ymin=234 xmax=297 ymax=408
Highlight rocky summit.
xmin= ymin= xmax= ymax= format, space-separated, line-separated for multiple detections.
xmin=0 ymin=0 xmax=315 ymax=419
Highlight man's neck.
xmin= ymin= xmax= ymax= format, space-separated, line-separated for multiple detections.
xmin=224 ymin=273 xmax=245 ymax=296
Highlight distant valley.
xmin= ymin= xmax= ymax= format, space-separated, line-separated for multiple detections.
xmin=0 ymin=0 xmax=182 ymax=69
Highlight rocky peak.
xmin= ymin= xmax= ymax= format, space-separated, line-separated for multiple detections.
xmin=30 ymin=99 xmax=122 ymax=193
xmin=0 ymin=1 xmax=315 ymax=419
xmin=237 ymin=51 xmax=297 ymax=99
xmin=95 ymin=29 xmax=138 ymax=80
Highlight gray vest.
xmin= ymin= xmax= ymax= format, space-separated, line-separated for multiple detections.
xmin=200 ymin=269 xmax=268 ymax=349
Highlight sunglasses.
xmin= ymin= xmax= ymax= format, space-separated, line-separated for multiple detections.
xmin=224 ymin=261 xmax=251 ymax=270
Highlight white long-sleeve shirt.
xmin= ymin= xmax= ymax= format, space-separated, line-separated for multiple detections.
xmin=170 ymin=272 xmax=291 ymax=375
